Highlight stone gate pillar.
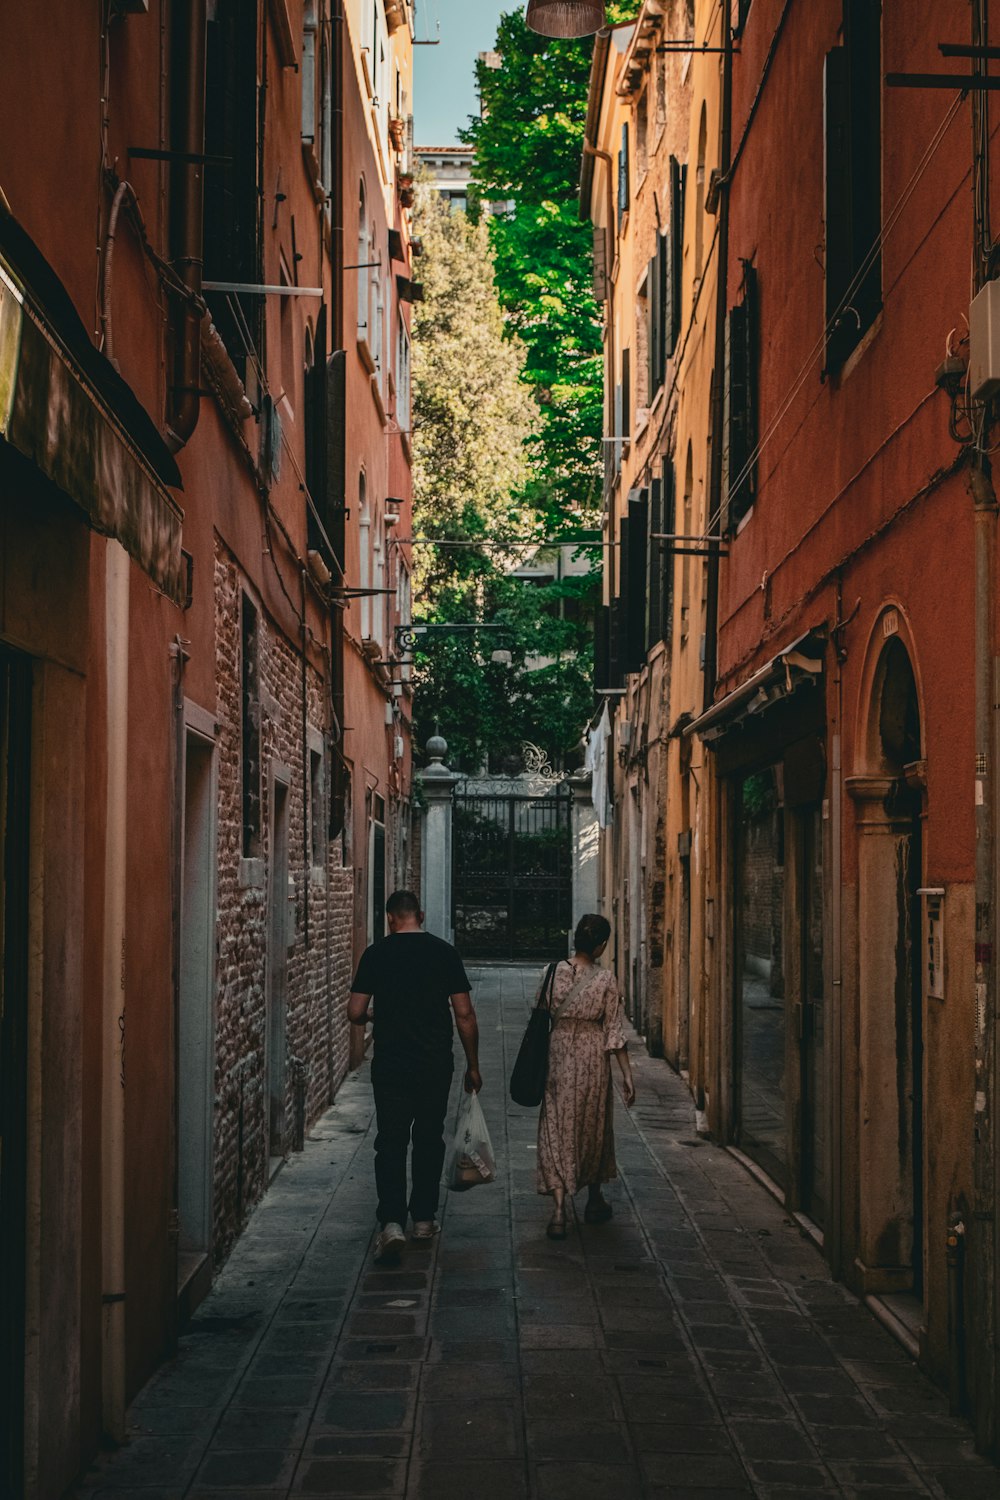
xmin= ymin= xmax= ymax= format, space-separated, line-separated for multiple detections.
xmin=418 ymin=734 xmax=460 ymax=943
xmin=569 ymin=769 xmax=599 ymax=939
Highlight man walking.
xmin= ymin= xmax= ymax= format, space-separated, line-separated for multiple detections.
xmin=348 ymin=890 xmax=482 ymax=1264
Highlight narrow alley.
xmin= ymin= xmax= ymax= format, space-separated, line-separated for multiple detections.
xmin=77 ymin=969 xmax=997 ymax=1500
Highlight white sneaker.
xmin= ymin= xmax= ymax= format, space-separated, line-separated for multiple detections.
xmin=411 ymin=1220 xmax=441 ymax=1240
xmin=374 ymin=1222 xmax=406 ymax=1264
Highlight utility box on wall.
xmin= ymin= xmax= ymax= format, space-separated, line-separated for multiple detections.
xmin=969 ymin=280 xmax=1000 ymax=400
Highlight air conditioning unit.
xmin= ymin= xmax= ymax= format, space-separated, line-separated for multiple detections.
xmin=394 ymin=735 xmax=405 ymax=760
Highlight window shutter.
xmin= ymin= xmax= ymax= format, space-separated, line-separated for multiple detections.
xmin=647 ymin=475 xmax=662 ymax=652
xmin=722 ymin=301 xmax=746 ymax=531
xmin=617 ymin=514 xmax=630 ymax=679
xmin=845 ymin=0 xmax=882 ymax=331
xmin=594 ymin=601 xmax=611 ymax=691
xmin=742 ymin=263 xmax=759 ymax=521
xmin=726 ymin=265 xmax=758 ymax=529
xmin=661 ymin=456 xmax=675 ymax=643
xmin=613 ymin=380 xmax=623 ymax=473
xmin=622 ymin=346 xmax=631 ymax=441
xmin=618 ymin=122 xmax=630 ymax=226
xmin=305 ymin=302 xmax=328 ymax=552
xmin=592 ymin=225 xmax=608 ymax=303
xmin=669 ymin=156 xmax=685 ymax=347
xmin=661 ymin=230 xmax=673 ymax=366
xmin=627 ymin=491 xmax=648 ymax=671
xmin=647 ymin=256 xmax=659 ymax=403
xmin=823 ymin=46 xmax=853 ymax=372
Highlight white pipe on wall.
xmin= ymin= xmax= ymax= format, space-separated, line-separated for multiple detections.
xmin=102 ymin=539 xmax=129 ymax=1441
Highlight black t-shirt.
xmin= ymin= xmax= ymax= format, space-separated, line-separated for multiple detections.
xmin=351 ymin=931 xmax=471 ymax=1081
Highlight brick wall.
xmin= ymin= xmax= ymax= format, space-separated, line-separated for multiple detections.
xmin=213 ymin=541 xmax=355 ymax=1262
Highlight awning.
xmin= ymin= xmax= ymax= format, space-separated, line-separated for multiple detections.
xmin=685 ymin=629 xmax=826 ymax=745
xmin=0 ymin=206 xmax=187 ymax=605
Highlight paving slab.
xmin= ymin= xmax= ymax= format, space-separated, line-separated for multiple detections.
xmin=74 ymin=965 xmax=999 ymax=1500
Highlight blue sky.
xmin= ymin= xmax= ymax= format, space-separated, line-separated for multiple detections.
xmin=413 ymin=0 xmax=511 ymax=146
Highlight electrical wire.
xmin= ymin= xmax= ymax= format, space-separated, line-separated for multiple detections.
xmin=699 ymin=89 xmax=964 ymax=544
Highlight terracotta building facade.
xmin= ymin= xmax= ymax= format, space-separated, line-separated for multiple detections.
xmin=588 ymin=0 xmax=1000 ymax=1455
xmin=0 ymin=1 xmax=416 ymax=1493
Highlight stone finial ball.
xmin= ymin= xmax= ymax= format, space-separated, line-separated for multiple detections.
xmin=426 ymin=733 xmax=448 ymax=761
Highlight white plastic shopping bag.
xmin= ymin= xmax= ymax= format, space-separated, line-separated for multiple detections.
xmin=448 ymin=1091 xmax=497 ymax=1192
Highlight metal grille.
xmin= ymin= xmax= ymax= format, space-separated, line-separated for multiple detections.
xmin=452 ymin=782 xmax=573 ymax=962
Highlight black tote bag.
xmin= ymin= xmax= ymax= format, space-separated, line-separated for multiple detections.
xmin=509 ymin=963 xmax=557 ymax=1107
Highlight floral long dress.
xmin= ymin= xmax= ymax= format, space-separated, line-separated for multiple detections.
xmin=536 ymin=960 xmax=627 ymax=1197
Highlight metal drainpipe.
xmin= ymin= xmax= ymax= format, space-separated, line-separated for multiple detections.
xmin=166 ymin=0 xmax=207 ymax=451
xmin=702 ymin=0 xmax=732 ymax=1134
xmin=948 ymin=1215 xmax=967 ymax=1416
xmin=970 ymin=0 xmax=999 ymax=1452
xmin=702 ymin=0 xmax=732 ymax=717
xmin=101 ymin=539 xmax=130 ymax=1443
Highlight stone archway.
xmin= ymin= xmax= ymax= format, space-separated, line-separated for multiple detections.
xmin=847 ymin=609 xmax=926 ymax=1298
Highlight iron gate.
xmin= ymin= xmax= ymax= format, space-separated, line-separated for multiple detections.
xmin=452 ymin=779 xmax=573 ymax=961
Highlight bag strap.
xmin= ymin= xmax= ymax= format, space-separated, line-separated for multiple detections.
xmin=537 ymin=962 xmax=559 ymax=1014
xmin=551 ymin=963 xmax=601 ymax=1018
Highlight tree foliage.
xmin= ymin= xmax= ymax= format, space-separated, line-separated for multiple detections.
xmin=410 ymin=183 xmax=535 ymax=598
xmin=411 ymin=566 xmax=596 ymax=775
xmin=463 ymin=7 xmax=634 ymax=528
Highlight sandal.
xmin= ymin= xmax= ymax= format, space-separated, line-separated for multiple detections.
xmin=546 ymin=1213 xmax=568 ymax=1241
xmin=584 ymin=1197 xmax=613 ymax=1224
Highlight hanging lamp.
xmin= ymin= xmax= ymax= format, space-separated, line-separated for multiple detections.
xmin=524 ymin=0 xmax=606 ymax=38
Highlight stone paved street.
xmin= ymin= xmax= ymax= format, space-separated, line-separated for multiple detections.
xmin=77 ymin=967 xmax=999 ymax=1499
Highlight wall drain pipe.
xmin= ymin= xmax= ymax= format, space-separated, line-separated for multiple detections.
xmin=167 ymin=0 xmax=207 ymax=450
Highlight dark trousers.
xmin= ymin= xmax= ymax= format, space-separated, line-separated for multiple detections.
xmin=373 ymin=1072 xmax=453 ymax=1227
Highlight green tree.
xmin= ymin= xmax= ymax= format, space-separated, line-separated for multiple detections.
xmin=463 ymin=7 xmax=634 ymax=529
xmin=411 ymin=564 xmax=596 ymax=773
xmin=411 ymin=182 xmax=535 ymax=598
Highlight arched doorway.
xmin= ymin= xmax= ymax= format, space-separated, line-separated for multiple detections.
xmin=849 ymin=620 xmax=925 ymax=1300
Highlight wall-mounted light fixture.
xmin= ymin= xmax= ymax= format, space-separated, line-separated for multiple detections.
xmin=525 ymin=0 xmax=605 ymax=38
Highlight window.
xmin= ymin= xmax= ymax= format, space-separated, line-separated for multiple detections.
xmin=396 ymin=562 xmax=412 ymax=681
xmin=241 ymin=595 xmax=261 ymax=857
xmin=617 ymin=122 xmax=630 ymax=229
xmin=280 ymin=263 xmax=295 ymax=412
xmin=734 ymin=0 xmax=753 ymax=36
xmin=668 ymin=156 xmax=686 ymax=346
xmin=359 ymin=471 xmax=372 ymax=639
xmin=681 ymin=443 xmax=693 ymax=643
xmin=636 ymin=89 xmax=649 ymax=180
xmin=301 ymin=1 xmax=317 ymax=142
xmin=357 ymin=181 xmax=369 ymax=338
xmin=396 ymin=316 xmax=411 ymax=430
xmin=310 ymin=748 xmax=325 ymax=868
xmin=204 ymin=0 xmax=261 ymax=387
xmin=723 ymin=261 xmax=760 ymax=530
xmin=619 ymin=490 xmax=648 ymax=673
xmin=655 ymin=49 xmax=667 ymax=134
xmin=637 ymin=270 xmax=650 ymax=410
xmin=371 ymin=237 xmax=385 ymax=392
xmin=304 ymin=305 xmax=327 ymax=523
xmin=824 ymin=0 xmax=882 ymax=372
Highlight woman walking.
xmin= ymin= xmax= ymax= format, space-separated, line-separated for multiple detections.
xmin=537 ymin=913 xmax=636 ymax=1240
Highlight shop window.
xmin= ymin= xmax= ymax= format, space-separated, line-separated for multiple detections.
xmin=735 ymin=766 xmax=787 ymax=1189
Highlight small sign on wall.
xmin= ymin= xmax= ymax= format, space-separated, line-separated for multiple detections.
xmin=919 ymin=887 xmax=945 ymax=1000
